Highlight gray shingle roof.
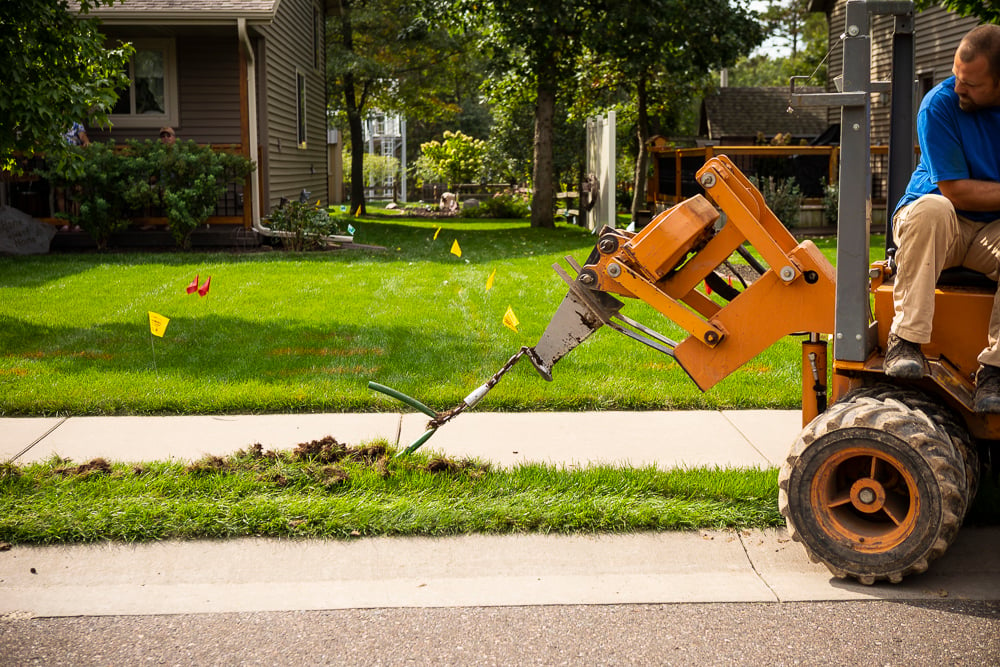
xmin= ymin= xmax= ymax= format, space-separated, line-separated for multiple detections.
xmin=702 ymin=87 xmax=829 ymax=141
xmin=72 ymin=0 xmax=281 ymax=22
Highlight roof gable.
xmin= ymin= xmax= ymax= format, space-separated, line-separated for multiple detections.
xmin=701 ymin=87 xmax=828 ymax=141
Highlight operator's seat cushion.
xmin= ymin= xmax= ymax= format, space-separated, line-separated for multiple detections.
xmin=936 ymin=267 xmax=998 ymax=289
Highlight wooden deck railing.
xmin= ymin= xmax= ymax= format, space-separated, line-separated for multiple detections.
xmin=0 ymin=143 xmax=252 ymax=228
xmin=648 ymin=144 xmax=898 ymax=208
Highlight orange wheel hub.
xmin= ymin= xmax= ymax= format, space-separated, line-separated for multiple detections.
xmin=810 ymin=446 xmax=920 ymax=552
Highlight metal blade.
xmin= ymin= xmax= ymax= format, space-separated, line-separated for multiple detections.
xmin=530 ymin=263 xmax=624 ymax=380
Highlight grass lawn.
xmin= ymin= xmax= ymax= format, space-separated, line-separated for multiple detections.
xmin=0 ymin=213 xmax=877 ymax=416
xmin=5 ymin=217 xmax=998 ymax=542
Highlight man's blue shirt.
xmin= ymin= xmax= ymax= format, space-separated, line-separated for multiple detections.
xmin=895 ymin=76 xmax=1000 ymax=223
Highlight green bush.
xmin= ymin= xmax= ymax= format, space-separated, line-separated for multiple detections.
xmin=415 ymin=130 xmax=487 ymax=186
xmin=44 ymin=139 xmax=255 ymax=249
xmin=41 ymin=142 xmax=131 ymax=250
xmin=459 ymin=193 xmax=530 ymax=219
xmin=750 ymin=175 xmax=803 ymax=227
xmin=265 ymin=200 xmax=342 ymax=250
xmin=822 ymin=180 xmax=839 ymax=227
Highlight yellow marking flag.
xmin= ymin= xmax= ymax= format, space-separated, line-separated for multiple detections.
xmin=502 ymin=305 xmax=519 ymax=332
xmin=486 ymin=268 xmax=496 ymax=291
xmin=451 ymin=239 xmax=462 ymax=257
xmin=354 ymin=206 xmax=362 ymax=216
xmin=433 ymin=226 xmax=441 ymax=240
xmin=148 ymin=311 xmax=170 ymax=338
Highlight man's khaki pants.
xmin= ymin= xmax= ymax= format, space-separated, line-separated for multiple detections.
xmin=892 ymin=193 xmax=1000 ymax=367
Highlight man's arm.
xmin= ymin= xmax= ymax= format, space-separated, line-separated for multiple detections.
xmin=937 ymin=178 xmax=1000 ymax=212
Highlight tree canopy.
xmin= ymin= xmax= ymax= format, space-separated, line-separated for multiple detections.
xmin=0 ymin=0 xmax=132 ymax=173
xmin=914 ymin=0 xmax=1000 ymax=24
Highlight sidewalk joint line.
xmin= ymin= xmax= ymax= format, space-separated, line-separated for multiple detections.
xmin=719 ymin=410 xmax=774 ymax=466
xmin=394 ymin=414 xmax=402 ymax=448
xmin=7 ymin=416 xmax=70 ymax=464
xmin=737 ymin=530 xmax=781 ymax=603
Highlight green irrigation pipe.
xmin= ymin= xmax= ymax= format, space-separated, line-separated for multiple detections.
xmin=367 ymin=381 xmax=437 ymax=418
xmin=368 ymin=381 xmax=438 ymax=455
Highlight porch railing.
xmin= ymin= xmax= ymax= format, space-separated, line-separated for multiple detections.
xmin=0 ymin=144 xmax=251 ymax=228
xmin=648 ymin=145 xmax=898 ymax=208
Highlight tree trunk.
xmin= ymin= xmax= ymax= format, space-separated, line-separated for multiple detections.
xmin=630 ymin=74 xmax=650 ymax=219
xmin=337 ymin=2 xmax=366 ymax=215
xmin=344 ymin=72 xmax=366 ymax=215
xmin=531 ymin=76 xmax=556 ymax=229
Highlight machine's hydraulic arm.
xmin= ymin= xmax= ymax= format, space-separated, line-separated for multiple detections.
xmin=532 ymin=156 xmax=837 ymax=414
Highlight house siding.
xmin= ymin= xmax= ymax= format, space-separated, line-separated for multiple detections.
xmin=89 ymin=29 xmax=243 ymax=144
xmin=257 ymin=0 xmax=328 ymax=213
xmin=818 ymin=2 xmax=979 ymax=143
xmin=175 ymin=34 xmax=243 ymax=144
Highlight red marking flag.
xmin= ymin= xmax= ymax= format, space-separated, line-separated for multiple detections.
xmin=198 ymin=276 xmax=212 ymax=297
xmin=186 ymin=274 xmax=199 ymax=294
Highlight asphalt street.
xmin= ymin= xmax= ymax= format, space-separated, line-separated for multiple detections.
xmin=3 ymin=601 xmax=999 ymax=665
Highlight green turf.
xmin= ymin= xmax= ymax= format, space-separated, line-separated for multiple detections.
xmin=0 ymin=217 xmax=875 ymax=416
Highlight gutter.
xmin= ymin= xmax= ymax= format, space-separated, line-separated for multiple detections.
xmin=237 ymin=18 xmax=353 ymax=246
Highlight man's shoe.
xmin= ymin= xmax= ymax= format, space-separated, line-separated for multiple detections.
xmin=884 ymin=333 xmax=926 ymax=379
xmin=975 ymin=365 xmax=1000 ymax=413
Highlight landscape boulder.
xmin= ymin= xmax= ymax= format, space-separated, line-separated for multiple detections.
xmin=0 ymin=205 xmax=56 ymax=255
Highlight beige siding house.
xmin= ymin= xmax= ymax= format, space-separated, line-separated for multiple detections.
xmin=808 ymin=1 xmax=979 ymax=144
xmin=83 ymin=0 xmax=333 ymax=229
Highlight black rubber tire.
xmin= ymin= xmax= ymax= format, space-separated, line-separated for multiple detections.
xmin=844 ymin=385 xmax=980 ymax=504
xmin=778 ymin=393 xmax=970 ymax=584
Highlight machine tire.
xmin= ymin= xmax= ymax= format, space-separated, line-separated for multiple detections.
xmin=845 ymin=385 xmax=979 ymax=503
xmin=778 ymin=393 xmax=970 ymax=584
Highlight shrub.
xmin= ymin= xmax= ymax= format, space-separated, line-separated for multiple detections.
xmin=44 ymin=139 xmax=255 ymax=250
xmin=41 ymin=142 xmax=131 ymax=250
xmin=415 ymin=130 xmax=487 ymax=186
xmin=822 ymin=180 xmax=839 ymax=227
xmin=265 ymin=200 xmax=342 ymax=250
xmin=750 ymin=175 xmax=803 ymax=227
xmin=458 ymin=193 xmax=530 ymax=219
xmin=138 ymin=140 xmax=255 ymax=249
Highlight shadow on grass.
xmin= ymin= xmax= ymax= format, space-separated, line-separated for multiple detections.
xmin=0 ymin=312 xmax=572 ymax=414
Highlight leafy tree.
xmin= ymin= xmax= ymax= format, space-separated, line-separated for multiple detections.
xmin=726 ymin=1 xmax=828 ymax=87
xmin=414 ymin=130 xmax=487 ymax=185
xmin=327 ymin=0 xmax=475 ymax=214
xmin=914 ymin=0 xmax=999 ymax=23
xmin=0 ymin=0 xmax=132 ymax=173
xmin=461 ymin=0 xmax=597 ymax=228
xmin=585 ymin=1 xmax=764 ymax=216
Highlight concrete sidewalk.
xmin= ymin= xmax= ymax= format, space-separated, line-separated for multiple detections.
xmin=1 ymin=410 xmax=802 ymax=468
xmin=3 ymin=410 xmax=999 ymax=618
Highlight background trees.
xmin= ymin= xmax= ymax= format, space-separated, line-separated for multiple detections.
xmin=0 ymin=0 xmax=131 ymax=173
xmin=326 ymin=1 xmax=780 ymax=223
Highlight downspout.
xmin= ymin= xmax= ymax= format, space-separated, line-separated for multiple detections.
xmin=237 ymin=18 xmax=262 ymax=232
xmin=237 ymin=18 xmax=352 ymax=244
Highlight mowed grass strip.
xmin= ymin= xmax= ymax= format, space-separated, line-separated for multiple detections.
xmin=0 ymin=216 xmax=881 ymax=415
xmin=0 ymin=439 xmax=784 ymax=544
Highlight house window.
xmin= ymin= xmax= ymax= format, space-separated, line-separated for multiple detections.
xmin=110 ymin=39 xmax=178 ymax=128
xmin=918 ymin=73 xmax=936 ymax=101
xmin=296 ymin=70 xmax=307 ymax=149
